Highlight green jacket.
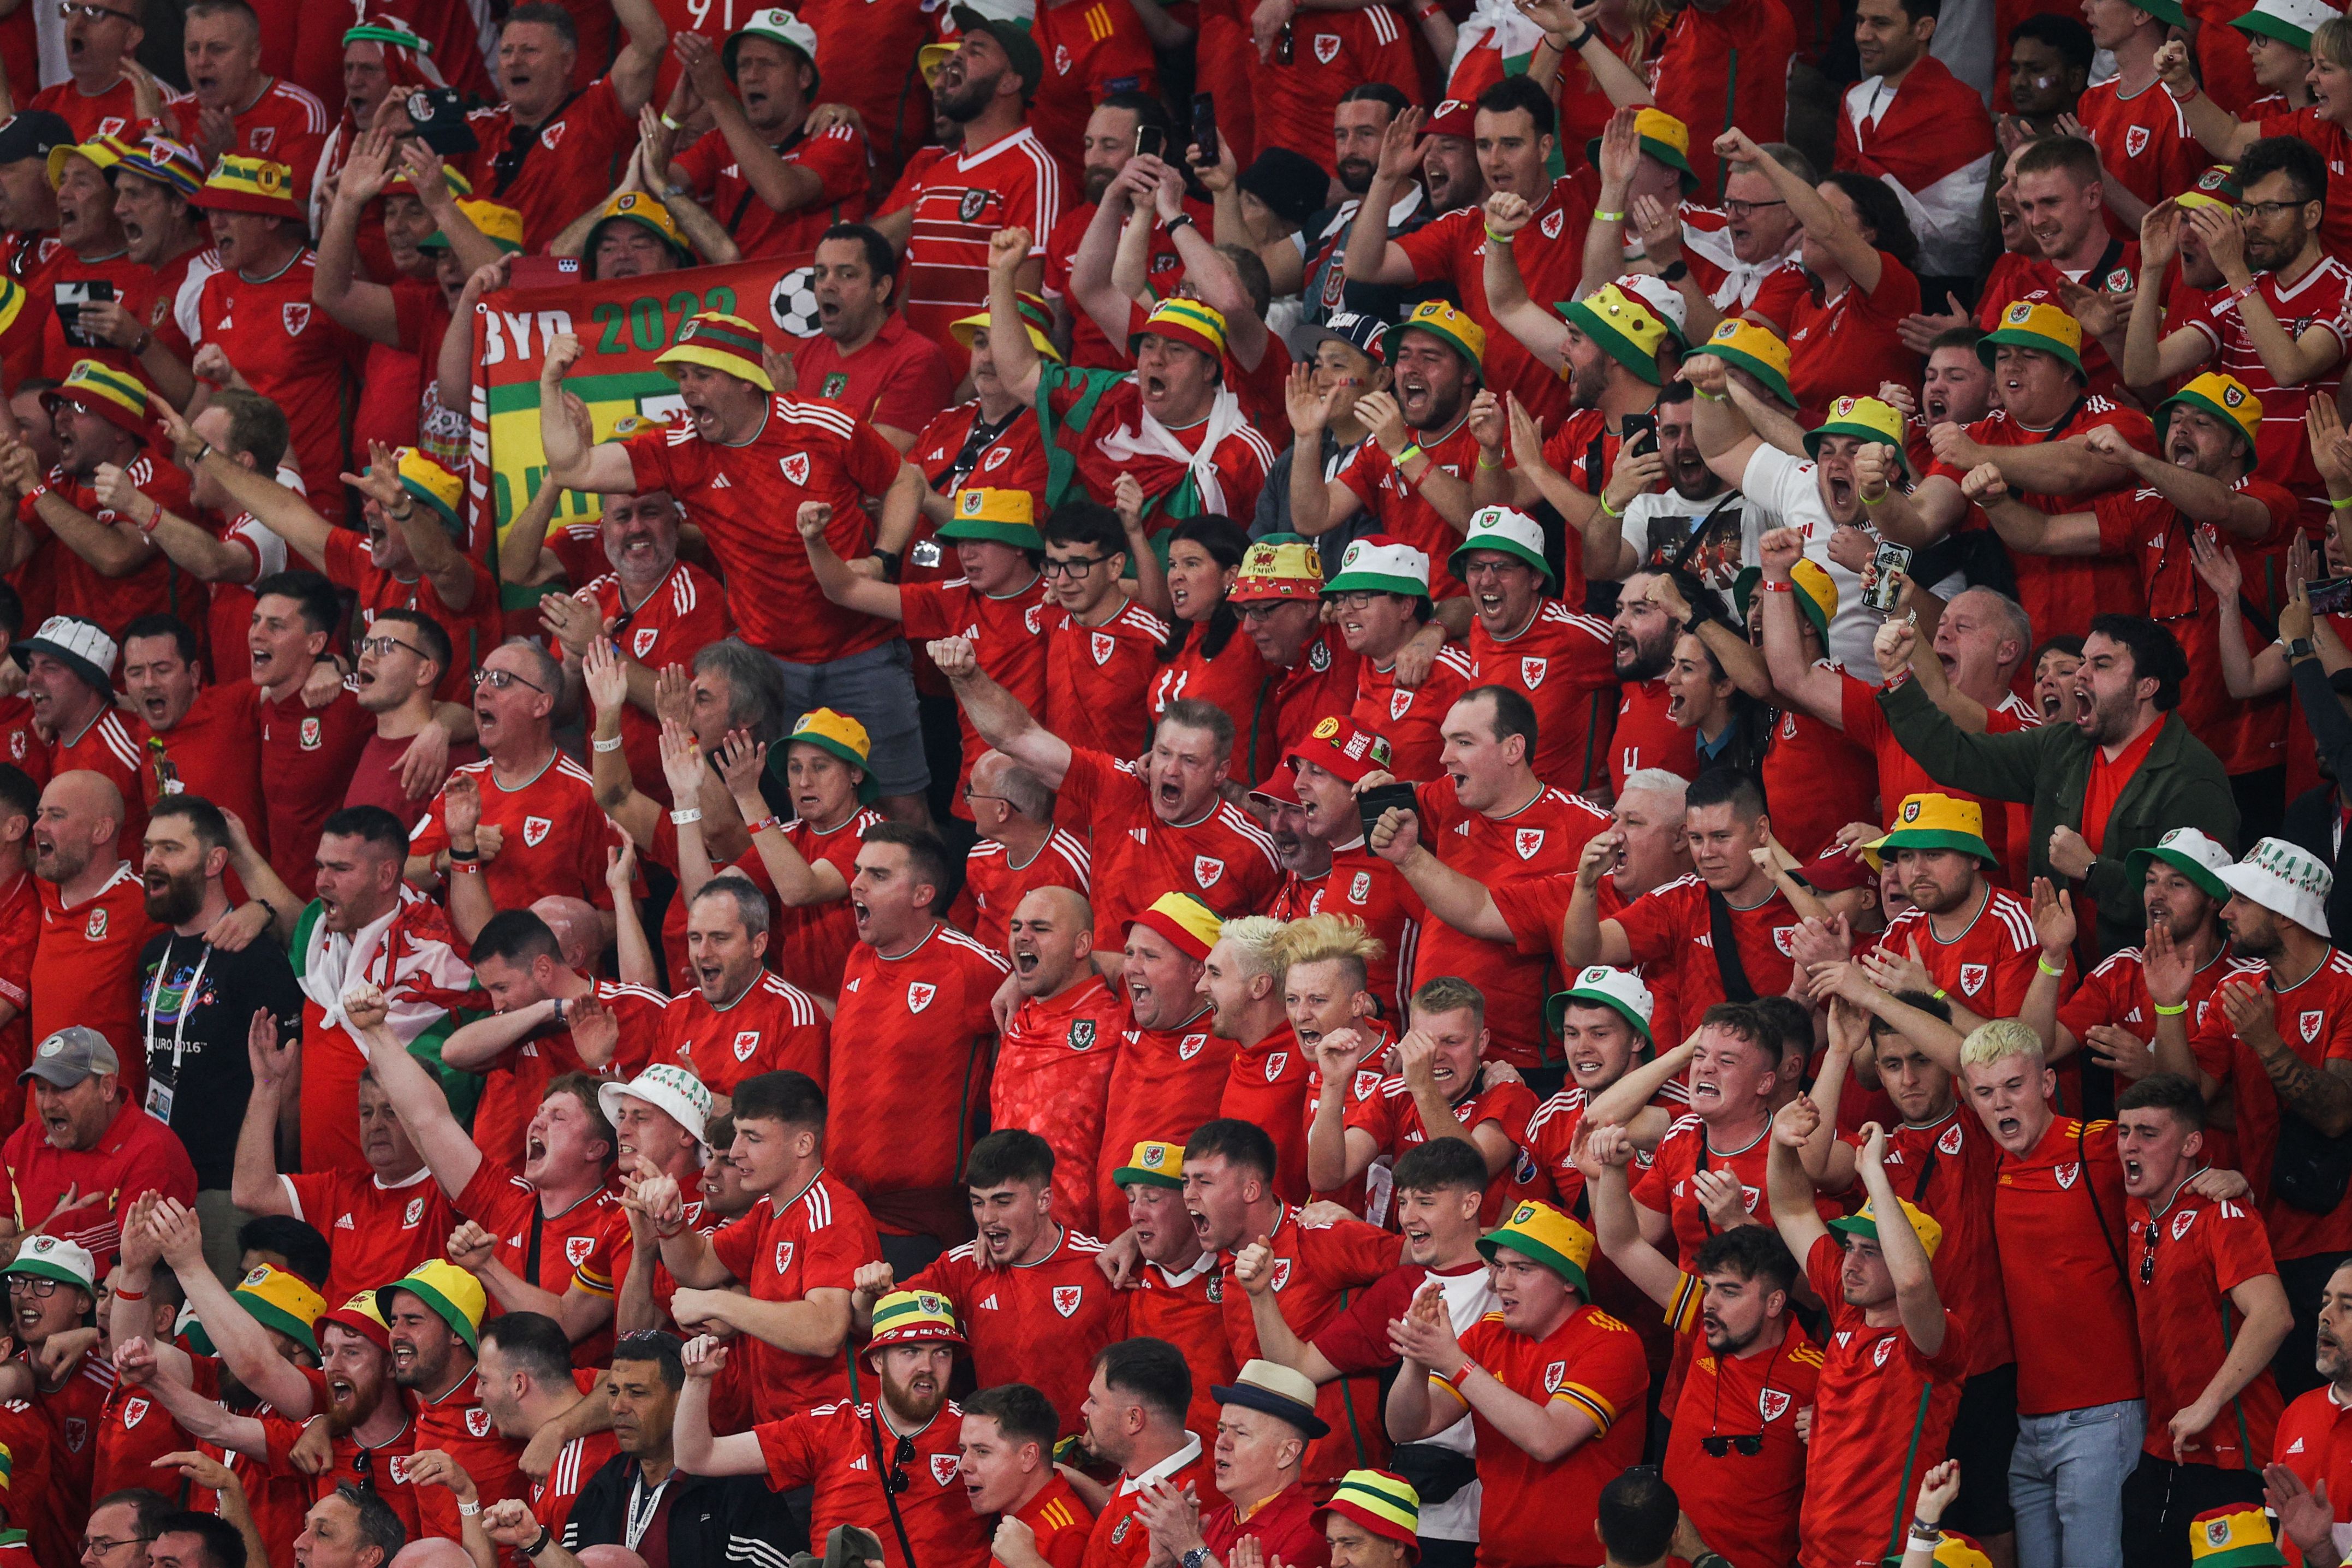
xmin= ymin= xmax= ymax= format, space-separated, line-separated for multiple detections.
xmin=1878 ymin=678 xmax=2239 ymax=957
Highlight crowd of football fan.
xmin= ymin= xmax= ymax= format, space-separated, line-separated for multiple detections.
xmin=18 ymin=0 xmax=2352 ymax=1565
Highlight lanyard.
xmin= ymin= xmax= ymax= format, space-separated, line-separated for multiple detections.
xmin=625 ymin=1470 xmax=669 ymax=1551
xmin=142 ymin=935 xmax=214 ymax=1088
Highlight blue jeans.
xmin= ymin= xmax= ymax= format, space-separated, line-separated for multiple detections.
xmin=2009 ymin=1399 xmax=2146 ymax=1568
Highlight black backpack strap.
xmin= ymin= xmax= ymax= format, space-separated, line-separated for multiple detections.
xmin=1708 ymin=889 xmax=1759 ymax=1003
xmin=845 ymin=1357 xmax=922 ymax=1568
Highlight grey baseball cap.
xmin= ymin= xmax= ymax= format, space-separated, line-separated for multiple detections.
xmin=20 ymin=1025 xmax=120 ymax=1087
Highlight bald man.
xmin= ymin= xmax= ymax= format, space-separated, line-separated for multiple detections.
xmin=996 ymin=886 xmax=1126 ymax=1234
xmin=531 ymin=895 xmax=605 ymax=972
xmin=28 ymin=770 xmax=159 ymax=1101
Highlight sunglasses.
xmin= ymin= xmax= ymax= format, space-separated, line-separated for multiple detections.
xmin=886 ymin=1434 xmax=914 ymax=1494
xmin=1700 ymin=1434 xmax=1764 ymax=1457
xmin=2142 ymin=1220 xmax=2159 ymax=1286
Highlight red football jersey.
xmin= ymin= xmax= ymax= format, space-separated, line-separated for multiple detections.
xmin=320 ymin=528 xmax=502 ymax=707
xmin=280 ymin=1165 xmax=454 ymax=1308
xmin=912 ymin=402 xmax=1050 ymax=516
xmin=1251 ymin=5 xmax=1413 ymax=181
xmin=675 ymin=119 xmax=871 ymax=263
xmin=577 ymin=560 xmax=730 ymax=805
xmin=1029 ymin=0 xmax=1157 ymax=168
xmin=1509 ymin=1078 xmax=1690 ymax=1216
xmin=1394 ymin=176 xmax=1585 ymax=423
xmin=193 ymin=251 xmax=364 ymax=495
xmin=2075 ymin=76 xmax=2202 ymax=234
xmin=469 ymin=980 xmax=669 ymax=1167
xmin=1221 ymin=1019 xmax=1318 ymax=1202
xmin=1994 ymin=1116 xmax=2143 ymax=1415
xmin=1468 ymin=602 xmax=1618 ymax=795
xmin=995 ymin=976 xmax=1126 ymax=1235
xmin=907 ymin=1230 xmax=1126 ymax=1436
xmin=29 ymin=864 xmax=157 ymax=1101
xmin=1760 ymin=679 xmax=1882 ymax=860
xmin=828 ymin=924 xmax=1012 ymax=1232
xmin=1056 ymin=749 xmax=1283 ymax=951
xmin=1757 ymin=252 xmax=1922 ymax=425
xmin=1609 ymin=677 xmax=1697 ymax=795
xmin=531 ymin=1430 xmax=620 ymax=1540
xmin=1926 ymin=400 xmax=2156 ymax=641
xmin=2127 ymin=1186 xmax=2283 ymax=1466
xmin=1412 ymin=776 xmax=1612 ymax=1067
xmin=901 ymin=574 xmax=1051 ymax=812
xmin=1797 ymin=1233 xmax=1970 ymax=1568
xmin=1840 ymin=673 xmax=2041 ymax=881
xmin=571 ymin=1190 xmax=717 ymax=1330
xmin=1664 ymin=1323 xmax=1822 ymax=1568
xmin=1873 ymin=889 xmax=2052 ymax=1021
xmin=1334 ymin=418 xmax=1487 ymax=601
xmin=1010 ymin=1471 xmax=1095 ymax=1568
xmin=256 ymin=682 xmax=373 ymax=901
xmin=0 ymin=871 xmax=34 ymax=1097
xmin=454 ymin=1159 xmax=618 ymax=1365
xmin=2193 ymin=952 xmax=2352 ymax=1260
xmin=408 ymin=753 xmax=621 ymax=911
xmin=1612 ymin=876 xmax=1801 ymax=1047
xmin=1632 ymin=1114 xmax=1775 ymax=1270
xmin=758 ymin=1399 xmax=992 ymax=1568
xmin=2267 ymin=1385 xmax=2352 ymax=1568
xmin=1096 ymin=1002 xmax=1230 ymax=1224
xmin=143 ymin=681 xmax=266 ymax=854
xmin=658 ymin=971 xmax=830 ymax=1098
xmin=957 ymin=830 xmax=1091 ymax=954
xmin=409 ymin=1369 xmax=530 ymax=1541
xmin=165 ymin=76 xmax=329 ymax=189
xmin=1267 ymin=842 xmax=1418 ymax=1022
xmin=1046 ymin=598 xmax=1171 ymax=763
xmin=622 ymin=399 xmax=905 ymax=664
xmin=1148 ymin=632 xmax=1276 ymax=781
xmin=1440 ymin=1304 xmax=1649 ymax=1568
xmin=459 ymin=78 xmax=637 ymax=251
xmin=17 ymin=456 xmax=199 ymax=638
xmin=1350 ymin=644 xmax=1474 ymax=786
xmin=901 ymin=126 xmax=1068 ymax=352
xmin=769 ymin=806 xmax=885 ymax=997
xmin=1125 ymin=1267 xmax=1235 ymax=1435
xmin=1344 ymin=1070 xmax=1539 ymax=1222
xmin=1858 ymin=1106 xmax=2012 ymax=1374
xmin=709 ymin=1172 xmax=882 ymax=1420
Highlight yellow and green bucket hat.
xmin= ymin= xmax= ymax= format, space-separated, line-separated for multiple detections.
xmin=234 ymin=1264 xmax=328 ymax=1357
xmin=366 ymin=446 xmax=465 ymax=529
xmin=378 ymin=1260 xmax=489 ymax=1352
xmin=419 ymin=198 xmax=524 ymax=254
xmin=1701 ymin=317 xmax=1795 ymax=408
xmin=952 ymin=290 xmax=1061 ymax=362
xmin=587 ymin=191 xmax=692 ymax=265
xmin=869 ymin=1288 xmax=967 ymax=1349
xmin=1865 ymin=792 xmax=1995 ymax=868
xmin=786 ymin=707 xmax=880 ymax=803
xmin=1979 ymin=300 xmax=2084 ymax=375
xmin=1804 ymin=394 xmax=1908 ymax=466
xmin=1388 ymin=298 xmax=1486 ymax=371
xmin=938 ymin=486 xmax=1042 ymax=550
xmin=1477 ymin=1199 xmax=1595 ymax=1294
xmin=1583 ymin=107 xmax=1699 ymax=194
xmin=2157 ymin=371 xmax=2262 ymax=452
xmin=1827 ymin=1192 xmax=1945 ymax=1258
xmin=1557 ymin=278 xmax=1677 ymax=386
xmin=46 ymin=131 xmax=133 ymax=188
xmin=1112 ymin=1139 xmax=1185 ymax=1189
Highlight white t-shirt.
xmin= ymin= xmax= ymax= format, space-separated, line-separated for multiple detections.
xmin=1417 ymin=1261 xmax=1502 ymax=1542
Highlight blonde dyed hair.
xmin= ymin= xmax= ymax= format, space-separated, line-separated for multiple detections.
xmin=1959 ymin=1017 xmax=2045 ymax=1071
xmin=1274 ymin=911 xmax=1387 ymax=995
xmin=1218 ymin=915 xmax=1291 ymax=981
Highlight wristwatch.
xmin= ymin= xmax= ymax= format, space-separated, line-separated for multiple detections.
xmin=1658 ymin=259 xmax=1688 ymax=284
xmin=1181 ymin=1549 xmax=1214 ymax=1568
xmin=2289 ymin=637 xmax=2317 ymax=661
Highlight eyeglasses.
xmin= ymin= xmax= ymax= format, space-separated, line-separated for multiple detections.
xmin=358 ymin=635 xmax=424 ymax=660
xmin=80 ymin=1537 xmax=155 ymax=1560
xmin=6 ymin=1275 xmax=61 ymax=1297
xmin=886 ymin=1434 xmax=915 ymax=1494
xmin=1329 ymin=590 xmax=1391 ymax=609
xmin=2141 ymin=1220 xmax=2159 ymax=1286
xmin=1235 ymin=602 xmax=1299 ymax=622
xmin=959 ymin=784 xmax=1008 ymax=804
xmin=2240 ymin=200 xmax=2312 ymax=222
xmin=1040 ymin=555 xmax=1110 ymax=578
xmin=472 ymin=668 xmax=547 ymax=694
xmin=1723 ymin=198 xmax=1787 ymax=218
xmin=57 ymin=2 xmax=139 ymax=19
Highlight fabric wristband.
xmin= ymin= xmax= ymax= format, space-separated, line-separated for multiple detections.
xmin=2153 ymin=1001 xmax=2188 ymax=1016
xmin=592 ymin=734 xmax=623 ymax=752
xmin=2038 ymin=954 xmax=2065 ymax=977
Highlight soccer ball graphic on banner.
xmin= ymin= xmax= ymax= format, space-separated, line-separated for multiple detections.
xmin=771 ymin=266 xmax=823 ymax=338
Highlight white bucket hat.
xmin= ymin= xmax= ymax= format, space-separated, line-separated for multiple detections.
xmin=597 ymin=1063 xmax=713 ymax=1148
xmin=2216 ymin=836 xmax=2333 ymax=940
xmin=1546 ymin=964 xmax=1655 ymax=1042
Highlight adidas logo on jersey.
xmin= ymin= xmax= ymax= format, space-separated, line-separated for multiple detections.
xmin=711 ymin=474 xmax=732 ymax=489
xmin=334 ymin=1215 xmax=354 ymax=1230
xmin=979 ymin=1294 xmax=999 ymax=1310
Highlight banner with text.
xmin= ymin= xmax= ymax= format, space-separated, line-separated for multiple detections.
xmin=465 ymin=254 xmax=823 ymax=566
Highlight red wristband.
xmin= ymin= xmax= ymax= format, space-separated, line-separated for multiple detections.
xmin=113 ymin=1285 xmax=146 ymax=1302
xmin=1760 ymin=579 xmax=1795 ymax=593
xmin=1447 ymin=1359 xmax=1481 ymax=1388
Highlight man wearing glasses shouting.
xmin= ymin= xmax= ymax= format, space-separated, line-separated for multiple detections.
xmin=407 ymin=637 xmax=626 ymax=946
xmin=29 ymin=0 xmax=153 ymax=144
xmin=674 ymin=1290 xmax=992 ymax=1568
